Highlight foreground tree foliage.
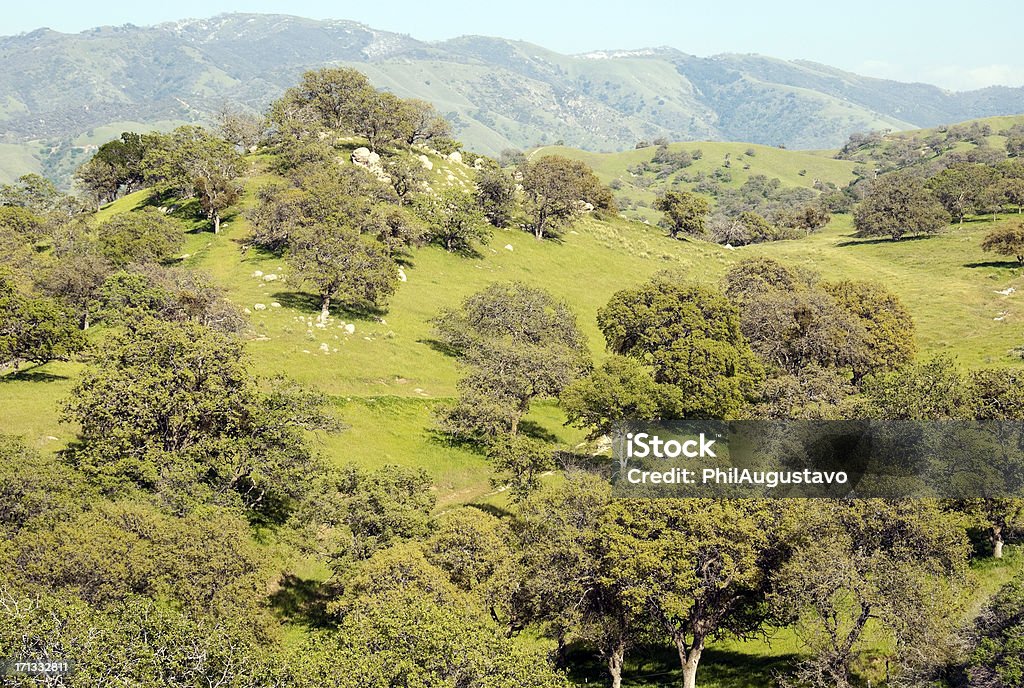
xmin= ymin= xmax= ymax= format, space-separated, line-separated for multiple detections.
xmin=773 ymin=500 xmax=969 ymax=688
xmin=63 ymin=318 xmax=332 ymax=518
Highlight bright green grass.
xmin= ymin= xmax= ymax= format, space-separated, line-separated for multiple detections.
xmin=3 ymin=162 xmax=1024 ymax=492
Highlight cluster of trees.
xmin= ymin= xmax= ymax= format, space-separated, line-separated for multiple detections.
xmin=853 ymin=159 xmax=1024 ymax=241
xmin=75 ymin=127 xmax=244 ymax=232
xmin=653 ymin=175 xmax=835 ymax=245
xmin=424 ymin=261 xmax=1022 ymax=687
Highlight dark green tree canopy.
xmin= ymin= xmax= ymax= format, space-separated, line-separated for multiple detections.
xmin=854 ymin=172 xmax=950 ymax=240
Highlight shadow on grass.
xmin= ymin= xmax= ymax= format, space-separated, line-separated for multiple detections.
xmin=270 ymin=291 xmax=387 ymax=321
xmin=0 ymin=366 xmax=68 ymax=383
xmin=564 ymin=644 xmax=801 ymax=688
xmin=269 ymin=573 xmax=335 ymax=629
xmin=835 ymin=234 xmax=934 ymax=247
xmin=419 ymin=337 xmax=461 ymax=359
xmin=964 ymin=260 xmax=1024 ymax=269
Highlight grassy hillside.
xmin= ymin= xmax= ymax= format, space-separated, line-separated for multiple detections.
xmin=535 ymin=141 xmax=859 ymax=223
xmin=4 ymin=148 xmax=1024 ymax=506
xmin=4 ymin=140 xmax=1024 ymax=686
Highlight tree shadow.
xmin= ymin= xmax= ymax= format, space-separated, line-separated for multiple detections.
xmin=268 ymin=573 xmax=335 ymax=629
xmin=518 ymin=420 xmax=558 ymax=443
xmin=835 ymin=234 xmax=934 ymax=247
xmin=964 ymin=260 xmax=1024 ymax=269
xmin=465 ymin=502 xmax=513 ymax=519
xmin=563 ymin=643 xmax=801 ymax=688
xmin=418 ymin=337 xmax=461 ymax=359
xmin=0 ymin=366 xmax=68 ymax=383
xmin=270 ymin=291 xmax=387 ymax=320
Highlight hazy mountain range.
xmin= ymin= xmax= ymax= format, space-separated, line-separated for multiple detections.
xmin=2 ymin=12 xmax=1024 ymax=182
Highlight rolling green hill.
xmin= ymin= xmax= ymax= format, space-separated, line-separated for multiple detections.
xmin=4 ymin=141 xmax=1024 ymax=507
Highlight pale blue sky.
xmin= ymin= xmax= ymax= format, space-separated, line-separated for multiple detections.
xmin=4 ymin=1 xmax=1021 ymax=91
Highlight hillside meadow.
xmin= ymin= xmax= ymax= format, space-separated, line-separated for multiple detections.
xmin=3 ymin=155 xmax=1023 ymax=506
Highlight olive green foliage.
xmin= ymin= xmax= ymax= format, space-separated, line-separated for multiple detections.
xmin=927 ymin=163 xmax=1000 ymax=224
xmin=418 ymin=187 xmax=491 ymax=253
xmin=512 ymin=475 xmax=640 ymax=688
xmin=287 ymin=223 xmax=398 ymax=320
xmin=0 ymin=274 xmax=85 ymax=369
xmin=724 ymin=257 xmax=915 ymax=383
xmin=433 ymin=281 xmax=590 ymax=439
xmin=270 ymin=68 xmax=449 ymax=152
xmin=520 ymin=155 xmax=614 ymax=239
xmin=485 ymin=434 xmax=556 ymax=503
xmin=475 ymin=160 xmax=518 ymax=228
xmin=99 ymin=263 xmax=245 ymax=332
xmin=314 ymin=544 xmax=569 ymax=688
xmin=603 ymin=497 xmax=795 ymax=688
xmin=854 ymin=172 xmax=950 ymax=240
xmin=966 ymin=573 xmax=1024 ymax=687
xmin=74 ymin=132 xmax=148 ymax=206
xmin=97 ymin=207 xmax=183 ymax=266
xmin=62 ymin=318 xmax=331 ymax=517
xmin=982 ymin=222 xmax=1024 ymax=263
xmin=594 ymin=273 xmax=762 ymax=419
xmin=655 ymin=189 xmax=711 ymax=238
xmin=141 ymin=125 xmax=243 ymax=232
xmin=773 ymin=500 xmax=970 ymax=688
xmin=288 ymin=464 xmax=435 ymax=566
xmin=248 ymin=163 xmax=402 ymax=253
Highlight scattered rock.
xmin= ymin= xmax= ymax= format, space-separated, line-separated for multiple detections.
xmin=447 ymin=150 xmax=463 ymax=164
xmin=473 ymin=158 xmax=484 ymax=169
xmin=351 ymin=147 xmax=372 ymax=164
xmin=504 ymin=244 xmax=514 ymax=251
xmin=723 ymin=243 xmax=736 ymax=250
xmin=270 ymin=302 xmax=281 ymax=308
xmin=398 ymin=268 xmax=407 ymax=282
xmin=995 ymin=287 xmax=1016 ymax=295
xmin=319 ymin=343 xmax=330 ymax=353
xmin=263 ymin=274 xmax=279 ymax=282
xmin=251 ymin=270 xmax=263 ymax=277
xmin=243 ymin=308 xmax=252 ymax=314
xmin=418 ymin=154 xmax=433 ymax=170
xmin=253 ymin=303 xmax=266 ymax=311
xmin=344 ymin=323 xmax=356 ymax=335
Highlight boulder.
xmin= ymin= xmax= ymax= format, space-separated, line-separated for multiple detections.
xmin=344 ymin=323 xmax=356 ymax=335
xmin=418 ymin=154 xmax=433 ymax=170
xmin=351 ymin=147 xmax=372 ymax=164
xmin=253 ymin=303 xmax=267 ymax=311
xmin=447 ymin=150 xmax=463 ymax=164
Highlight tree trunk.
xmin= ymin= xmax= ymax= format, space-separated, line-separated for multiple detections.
xmin=679 ymin=644 xmax=703 ymax=688
xmin=213 ymin=213 xmax=221 ymax=234
xmin=320 ymin=295 xmax=331 ymax=324
xmin=993 ymin=524 xmax=1004 ymax=559
xmin=80 ymin=312 xmax=89 ymax=330
xmin=608 ymin=641 xmax=625 ymax=688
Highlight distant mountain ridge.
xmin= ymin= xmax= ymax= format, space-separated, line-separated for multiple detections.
xmin=2 ymin=12 xmax=1023 ymax=177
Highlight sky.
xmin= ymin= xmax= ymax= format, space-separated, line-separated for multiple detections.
xmin=3 ymin=1 xmax=1022 ymax=91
